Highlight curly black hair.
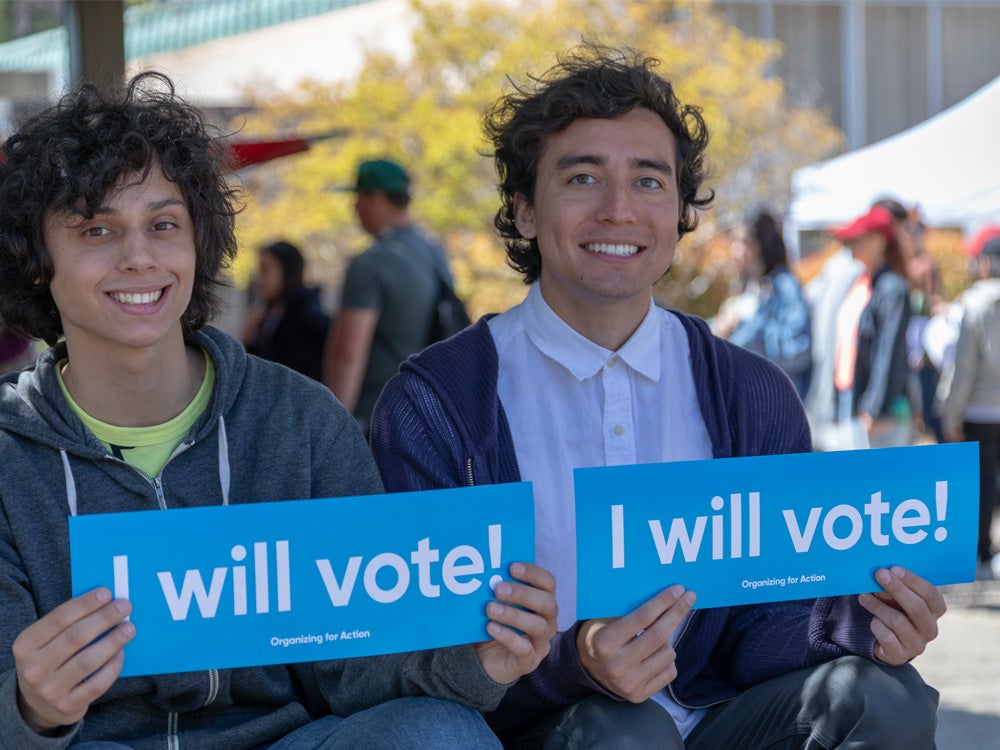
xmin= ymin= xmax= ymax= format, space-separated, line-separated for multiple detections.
xmin=0 ymin=71 xmax=241 ymax=344
xmin=482 ymin=45 xmax=714 ymax=284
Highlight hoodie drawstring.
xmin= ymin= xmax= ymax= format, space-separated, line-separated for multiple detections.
xmin=61 ymin=449 xmax=78 ymax=517
xmin=60 ymin=416 xmax=232 ymax=515
xmin=59 ymin=414 xmax=232 ymax=516
xmin=217 ymin=415 xmax=230 ymax=505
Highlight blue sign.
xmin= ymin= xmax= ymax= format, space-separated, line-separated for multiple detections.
xmin=70 ymin=484 xmax=534 ymax=677
xmin=575 ymin=443 xmax=978 ymax=617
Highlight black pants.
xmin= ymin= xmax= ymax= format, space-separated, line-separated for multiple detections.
xmin=964 ymin=421 xmax=1000 ymax=562
xmin=500 ymin=657 xmax=938 ymax=749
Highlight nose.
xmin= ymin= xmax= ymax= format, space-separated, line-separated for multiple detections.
xmin=119 ymin=230 xmax=157 ymax=271
xmin=596 ymin=180 xmax=636 ymax=224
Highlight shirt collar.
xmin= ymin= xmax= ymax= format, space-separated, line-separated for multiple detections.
xmin=376 ymin=223 xmax=414 ymax=241
xmin=522 ymin=283 xmax=662 ymax=383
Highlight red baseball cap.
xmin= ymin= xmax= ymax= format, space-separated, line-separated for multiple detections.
xmin=832 ymin=205 xmax=896 ymax=243
xmin=965 ymin=224 xmax=1000 ymax=257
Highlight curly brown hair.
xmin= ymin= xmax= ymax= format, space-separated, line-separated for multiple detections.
xmin=482 ymin=45 xmax=714 ymax=284
xmin=0 ymin=71 xmax=241 ymax=344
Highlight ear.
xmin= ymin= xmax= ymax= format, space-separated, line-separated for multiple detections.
xmin=513 ymin=193 xmax=537 ymax=240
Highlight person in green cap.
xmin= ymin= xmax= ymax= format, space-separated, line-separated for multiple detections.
xmin=324 ymin=159 xmax=459 ymax=432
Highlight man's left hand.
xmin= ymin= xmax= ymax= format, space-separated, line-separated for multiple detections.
xmin=858 ymin=566 xmax=947 ymax=664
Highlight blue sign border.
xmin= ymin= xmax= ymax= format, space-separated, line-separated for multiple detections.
xmin=575 ymin=443 xmax=978 ymax=617
xmin=70 ymin=483 xmax=534 ymax=676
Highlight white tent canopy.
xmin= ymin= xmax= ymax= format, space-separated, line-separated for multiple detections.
xmin=787 ymin=74 xmax=1000 ymax=249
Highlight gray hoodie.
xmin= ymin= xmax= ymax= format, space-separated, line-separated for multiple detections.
xmin=0 ymin=326 xmax=505 ymax=750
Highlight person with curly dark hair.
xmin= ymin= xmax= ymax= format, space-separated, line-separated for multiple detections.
xmin=483 ymin=45 xmax=712 ymax=286
xmin=0 ymin=71 xmax=556 ymax=749
xmin=0 ymin=74 xmax=238 ymax=345
xmin=371 ymin=46 xmax=942 ymax=748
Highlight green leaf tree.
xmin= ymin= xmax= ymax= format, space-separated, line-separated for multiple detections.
xmin=234 ymin=0 xmax=842 ymax=319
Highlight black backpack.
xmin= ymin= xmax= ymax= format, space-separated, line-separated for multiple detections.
xmin=428 ymin=274 xmax=472 ymax=344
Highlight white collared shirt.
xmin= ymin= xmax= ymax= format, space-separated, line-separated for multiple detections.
xmin=489 ymin=283 xmax=713 ymax=735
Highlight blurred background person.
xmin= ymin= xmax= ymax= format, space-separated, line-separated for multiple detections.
xmin=935 ymin=235 xmax=1000 ymax=579
xmin=833 ymin=205 xmax=914 ymax=448
xmin=873 ymin=198 xmax=946 ymax=443
xmin=905 ymin=216 xmax=948 ymax=443
xmin=708 ymin=224 xmax=759 ymax=339
xmin=324 ymin=159 xmax=455 ymax=432
xmin=726 ymin=211 xmax=812 ymax=397
xmin=802 ymin=217 xmax=865 ymax=450
xmin=241 ymin=240 xmax=330 ymax=381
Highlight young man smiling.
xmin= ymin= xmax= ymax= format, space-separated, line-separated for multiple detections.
xmin=0 ymin=72 xmax=556 ymax=750
xmin=370 ymin=47 xmax=944 ymax=748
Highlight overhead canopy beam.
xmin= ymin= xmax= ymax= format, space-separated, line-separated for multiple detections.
xmin=66 ymin=0 xmax=125 ymax=88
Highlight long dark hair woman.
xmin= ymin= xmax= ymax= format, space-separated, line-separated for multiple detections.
xmin=728 ymin=211 xmax=812 ymax=397
xmin=241 ymin=241 xmax=330 ymax=380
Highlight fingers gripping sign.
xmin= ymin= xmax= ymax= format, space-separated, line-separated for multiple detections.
xmin=576 ymin=584 xmax=696 ymax=702
xmin=475 ymin=562 xmax=558 ymax=685
xmin=858 ymin=566 xmax=946 ymax=665
xmin=13 ymin=588 xmax=135 ymax=734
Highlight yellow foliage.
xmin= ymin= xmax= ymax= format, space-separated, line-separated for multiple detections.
xmin=925 ymin=228 xmax=973 ymax=303
xmin=233 ymin=0 xmax=844 ymax=317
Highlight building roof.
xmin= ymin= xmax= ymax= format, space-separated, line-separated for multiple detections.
xmin=0 ymin=0 xmax=374 ymax=73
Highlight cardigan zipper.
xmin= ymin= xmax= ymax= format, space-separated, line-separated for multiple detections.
xmin=664 ymin=610 xmax=729 ymax=710
xmin=167 ymin=711 xmax=179 ymax=750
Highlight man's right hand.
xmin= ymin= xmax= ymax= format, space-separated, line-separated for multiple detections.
xmin=13 ymin=588 xmax=134 ymax=734
xmin=576 ymin=585 xmax=695 ymax=702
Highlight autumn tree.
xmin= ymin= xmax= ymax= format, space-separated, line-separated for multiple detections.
xmin=233 ymin=0 xmax=842 ymax=319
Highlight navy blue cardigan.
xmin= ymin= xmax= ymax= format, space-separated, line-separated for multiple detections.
xmin=370 ymin=312 xmax=877 ymax=732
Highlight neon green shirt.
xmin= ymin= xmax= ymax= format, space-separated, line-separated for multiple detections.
xmin=58 ymin=352 xmax=215 ymax=477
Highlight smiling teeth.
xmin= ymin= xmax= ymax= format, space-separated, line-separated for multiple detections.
xmin=586 ymin=243 xmax=639 ymax=257
xmin=111 ymin=290 xmax=162 ymax=305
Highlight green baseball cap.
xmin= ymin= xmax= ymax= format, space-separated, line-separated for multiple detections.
xmin=342 ymin=159 xmax=410 ymax=195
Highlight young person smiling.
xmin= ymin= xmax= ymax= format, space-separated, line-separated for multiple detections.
xmin=370 ymin=47 xmax=944 ymax=749
xmin=0 ymin=72 xmax=555 ymax=750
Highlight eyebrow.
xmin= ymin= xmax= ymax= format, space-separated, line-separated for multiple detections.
xmin=555 ymin=154 xmax=604 ymax=170
xmin=147 ymin=197 xmax=187 ymax=212
xmin=554 ymin=153 xmax=675 ymax=176
xmin=95 ymin=197 xmax=188 ymax=214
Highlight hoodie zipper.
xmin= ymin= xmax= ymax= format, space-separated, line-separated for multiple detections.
xmin=101 ymin=441 xmax=222 ymax=746
xmin=148 ymin=461 xmax=222 ymax=722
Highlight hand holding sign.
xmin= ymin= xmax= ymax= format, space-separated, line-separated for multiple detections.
xmin=576 ymin=584 xmax=696 ymax=702
xmin=859 ymin=566 xmax=947 ymax=665
xmin=476 ymin=562 xmax=558 ymax=685
xmin=12 ymin=587 xmax=134 ymax=734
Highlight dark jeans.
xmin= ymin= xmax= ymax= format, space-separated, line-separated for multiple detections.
xmin=916 ymin=364 xmax=944 ymax=444
xmin=964 ymin=421 xmax=1000 ymax=561
xmin=501 ymin=656 xmax=938 ymax=749
xmin=75 ymin=697 xmax=501 ymax=750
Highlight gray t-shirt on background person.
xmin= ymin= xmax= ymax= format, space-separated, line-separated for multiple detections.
xmin=340 ymin=224 xmax=452 ymax=424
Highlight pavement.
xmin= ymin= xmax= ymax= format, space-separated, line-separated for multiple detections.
xmin=912 ymin=575 xmax=1000 ymax=749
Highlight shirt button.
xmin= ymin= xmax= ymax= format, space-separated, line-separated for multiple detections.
xmin=607 ymin=357 xmax=618 ymax=368
xmin=613 ymin=424 xmax=624 ymax=436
